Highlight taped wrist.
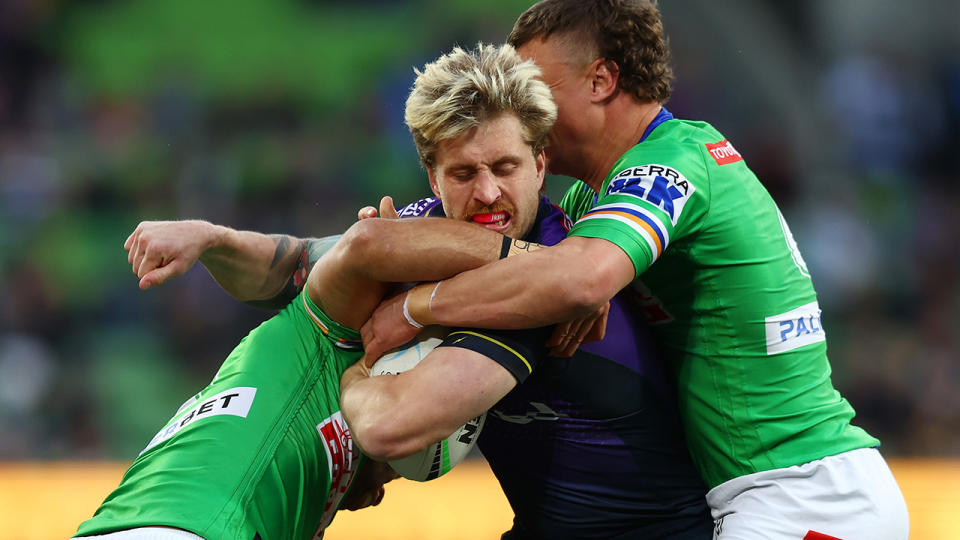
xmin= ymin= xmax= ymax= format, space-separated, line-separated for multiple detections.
xmin=404 ymin=282 xmax=439 ymax=327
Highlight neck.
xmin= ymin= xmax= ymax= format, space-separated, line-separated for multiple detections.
xmin=580 ymin=100 xmax=662 ymax=193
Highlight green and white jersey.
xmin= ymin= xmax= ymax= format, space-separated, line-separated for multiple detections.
xmin=76 ymin=291 xmax=363 ymax=540
xmin=559 ymin=111 xmax=878 ymax=489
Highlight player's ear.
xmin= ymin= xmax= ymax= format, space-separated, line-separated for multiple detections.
xmin=427 ymin=167 xmax=442 ymax=198
xmin=535 ymin=150 xmax=546 ymax=191
xmin=590 ymin=58 xmax=619 ymax=103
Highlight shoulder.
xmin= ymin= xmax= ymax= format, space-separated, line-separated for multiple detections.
xmin=615 ymin=120 xmax=725 ymax=176
xmin=532 ymin=198 xmax=573 ymax=246
xmin=602 ymin=120 xmax=735 ymax=209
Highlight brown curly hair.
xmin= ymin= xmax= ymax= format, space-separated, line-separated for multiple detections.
xmin=508 ymin=0 xmax=673 ymax=104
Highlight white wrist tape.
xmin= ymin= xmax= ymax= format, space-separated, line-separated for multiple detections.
xmin=402 ymin=292 xmax=425 ymax=329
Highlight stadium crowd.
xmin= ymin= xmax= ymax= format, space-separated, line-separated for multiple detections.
xmin=1 ymin=0 xmax=958 ymax=464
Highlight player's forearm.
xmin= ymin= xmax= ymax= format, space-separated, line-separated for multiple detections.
xmin=341 ymin=347 xmax=514 ymax=461
xmin=199 ymin=230 xmax=340 ymax=308
xmin=341 ymin=371 xmax=459 ymax=460
xmin=427 ymin=236 xmax=633 ymax=329
xmin=340 ymin=217 xmax=506 ymax=283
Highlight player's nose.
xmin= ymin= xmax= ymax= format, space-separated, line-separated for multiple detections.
xmin=473 ymin=170 xmax=502 ymax=206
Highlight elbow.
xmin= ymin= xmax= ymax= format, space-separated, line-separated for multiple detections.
xmin=550 ymin=244 xmax=627 ymax=316
xmin=558 ymin=278 xmax=608 ymax=317
xmin=339 ymin=219 xmax=387 ymax=271
xmin=342 ymin=384 xmax=435 ymax=461
xmin=576 ymin=271 xmax=621 ymax=312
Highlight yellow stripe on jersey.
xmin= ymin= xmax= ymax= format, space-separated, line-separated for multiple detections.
xmin=446 ymin=330 xmax=533 ymax=374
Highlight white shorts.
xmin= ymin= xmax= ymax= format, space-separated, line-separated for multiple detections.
xmin=707 ymin=447 xmax=908 ymax=540
xmin=73 ymin=527 xmax=205 ymax=540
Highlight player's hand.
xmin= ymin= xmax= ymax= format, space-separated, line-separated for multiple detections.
xmin=361 ymin=291 xmax=421 ymax=367
xmin=340 ymin=461 xmax=400 ymax=511
xmin=357 ymin=196 xmax=400 ymax=221
xmin=547 ymin=301 xmax=610 ymax=357
xmin=124 ymin=220 xmax=217 ymax=290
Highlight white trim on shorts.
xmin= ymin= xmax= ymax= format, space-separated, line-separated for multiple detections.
xmin=73 ymin=527 xmax=205 ymax=540
xmin=706 ymin=447 xmax=909 ymax=540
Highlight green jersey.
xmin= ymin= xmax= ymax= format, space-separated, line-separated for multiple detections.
xmin=76 ymin=291 xmax=363 ymax=540
xmin=559 ymin=110 xmax=878 ymax=488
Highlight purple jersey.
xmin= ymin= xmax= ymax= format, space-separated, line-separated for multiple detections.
xmin=397 ymin=197 xmax=711 ymax=539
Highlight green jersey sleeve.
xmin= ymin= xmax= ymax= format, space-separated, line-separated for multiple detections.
xmin=558 ymin=180 xmax=596 ymax=222
xmin=568 ymin=146 xmax=710 ymax=278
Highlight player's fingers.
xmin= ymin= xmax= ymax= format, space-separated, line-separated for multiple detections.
xmin=560 ymin=317 xmax=588 ymax=348
xmin=547 ymin=317 xmax=589 ymax=357
xmin=546 ymin=321 xmax=573 ymax=348
xmin=552 ymin=326 xmax=585 ymax=357
xmin=360 ymin=320 xmax=385 ymax=366
xmin=553 ymin=316 xmax=597 ymax=357
xmin=131 ymin=237 xmax=147 ymax=275
xmin=379 ymin=196 xmax=399 ymax=219
xmin=128 ymin=231 xmax=142 ymax=267
xmin=555 ymin=339 xmax=580 ymax=358
xmin=357 ymin=206 xmax=378 ymax=220
xmin=571 ymin=312 xmax=600 ymax=345
xmin=124 ymin=225 xmax=140 ymax=253
xmin=352 ymin=361 xmax=372 ymax=378
xmin=139 ymin=260 xmax=185 ymax=290
xmin=136 ymin=248 xmax=164 ymax=279
xmin=358 ymin=318 xmax=382 ymax=367
xmin=583 ymin=303 xmax=610 ymax=343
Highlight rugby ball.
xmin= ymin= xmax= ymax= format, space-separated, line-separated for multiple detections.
xmin=369 ymin=326 xmax=486 ymax=482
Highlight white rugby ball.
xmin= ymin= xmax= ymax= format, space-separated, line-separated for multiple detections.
xmin=369 ymin=326 xmax=486 ymax=482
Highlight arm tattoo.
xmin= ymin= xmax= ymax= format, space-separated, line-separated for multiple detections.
xmin=245 ymin=234 xmax=342 ymax=310
xmin=506 ymin=239 xmax=544 ymax=257
xmin=268 ymin=234 xmax=293 ymax=268
xmin=305 ymin=235 xmax=342 ymax=268
xmin=513 ymin=240 xmax=534 ymax=252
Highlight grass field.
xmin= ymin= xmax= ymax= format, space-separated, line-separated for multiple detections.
xmin=1 ymin=458 xmax=956 ymax=539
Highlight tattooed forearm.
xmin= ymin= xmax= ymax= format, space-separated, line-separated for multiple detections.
xmin=246 ymin=234 xmax=342 ymax=310
xmin=507 ymin=238 xmax=545 ymax=258
xmin=305 ymin=235 xmax=342 ymax=268
xmin=268 ymin=234 xmax=294 ymax=268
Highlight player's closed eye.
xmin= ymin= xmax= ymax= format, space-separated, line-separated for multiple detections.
xmin=449 ymin=168 xmax=476 ymax=181
xmin=494 ymin=164 xmax=518 ymax=177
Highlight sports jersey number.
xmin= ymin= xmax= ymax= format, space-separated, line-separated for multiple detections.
xmin=776 ymin=207 xmax=810 ymax=278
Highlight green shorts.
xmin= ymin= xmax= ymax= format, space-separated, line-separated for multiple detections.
xmin=76 ymin=292 xmax=363 ymax=540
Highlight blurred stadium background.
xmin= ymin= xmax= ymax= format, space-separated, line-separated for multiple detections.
xmin=1 ymin=0 xmax=958 ymax=538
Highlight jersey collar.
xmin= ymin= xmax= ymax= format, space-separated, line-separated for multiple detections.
xmin=638 ymin=106 xmax=674 ymax=144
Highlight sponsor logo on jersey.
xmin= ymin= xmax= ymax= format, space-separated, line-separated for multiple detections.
xmin=705 ymin=139 xmax=743 ymax=165
xmin=604 ymin=164 xmax=695 ymax=226
xmin=142 ymin=386 xmax=257 ymax=454
xmin=397 ymin=197 xmax=439 ymax=218
xmin=765 ymin=302 xmax=826 ymax=355
xmin=316 ymin=411 xmax=358 ymax=534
